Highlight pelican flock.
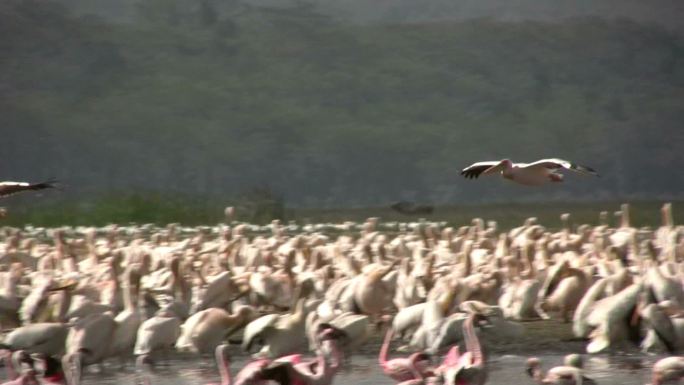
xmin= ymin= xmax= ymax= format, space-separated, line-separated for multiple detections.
xmin=0 ymin=202 xmax=681 ymax=384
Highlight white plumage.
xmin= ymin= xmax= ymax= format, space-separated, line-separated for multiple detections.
xmin=461 ymin=158 xmax=598 ymax=186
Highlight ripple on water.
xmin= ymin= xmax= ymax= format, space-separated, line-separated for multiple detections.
xmin=61 ymin=353 xmax=665 ymax=385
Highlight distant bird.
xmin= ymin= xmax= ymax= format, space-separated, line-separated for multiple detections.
xmin=461 ymin=158 xmax=598 ymax=186
xmin=390 ymin=201 xmax=434 ymax=215
xmin=0 ymin=180 xmax=57 ymax=198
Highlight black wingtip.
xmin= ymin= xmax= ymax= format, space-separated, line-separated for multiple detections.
xmin=37 ymin=179 xmax=61 ymax=190
xmin=573 ymin=164 xmax=600 ymax=177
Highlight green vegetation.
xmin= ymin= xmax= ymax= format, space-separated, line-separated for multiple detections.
xmin=291 ymin=201 xmax=679 ymax=229
xmin=2 ymin=0 xmax=683 ymax=216
xmin=2 ymin=195 xmax=678 ymax=230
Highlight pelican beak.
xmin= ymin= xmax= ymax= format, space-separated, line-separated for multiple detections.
xmin=48 ymin=279 xmax=78 ymax=292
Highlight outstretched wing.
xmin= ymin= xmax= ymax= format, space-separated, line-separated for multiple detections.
xmin=0 ymin=180 xmax=58 ymax=198
xmin=242 ymin=313 xmax=279 ymax=351
xmin=460 ymin=161 xmax=503 ymax=179
xmin=524 ymin=158 xmax=599 ymax=177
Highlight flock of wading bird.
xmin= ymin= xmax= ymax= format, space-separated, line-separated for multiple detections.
xmin=0 ymin=159 xmax=681 ymax=385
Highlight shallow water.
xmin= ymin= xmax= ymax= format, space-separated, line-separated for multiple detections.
xmin=62 ymin=353 xmax=659 ymax=385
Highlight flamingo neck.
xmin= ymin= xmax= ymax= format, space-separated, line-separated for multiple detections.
xmin=326 ymin=340 xmax=343 ymax=372
xmin=378 ymin=329 xmax=393 ymax=366
xmin=2 ymin=350 xmax=17 ymax=381
xmin=463 ymin=315 xmax=483 ymax=365
xmin=215 ymin=348 xmax=231 ymax=385
xmin=408 ymin=353 xmax=426 ymax=381
xmin=311 ymin=345 xmax=330 ymax=381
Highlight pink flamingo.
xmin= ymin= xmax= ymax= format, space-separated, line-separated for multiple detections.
xmin=1 ymin=351 xmax=39 ymax=385
xmin=0 ymin=370 xmax=38 ymax=385
xmin=202 ymin=324 xmax=343 ymax=385
xmin=379 ymin=328 xmax=434 ymax=382
xmin=396 ymin=352 xmax=443 ymax=385
xmin=0 ymin=349 xmax=18 ymax=382
xmin=259 ymin=326 xmax=345 ymax=385
xmin=206 ymin=344 xmax=302 ymax=385
xmin=439 ymin=314 xmax=486 ymax=385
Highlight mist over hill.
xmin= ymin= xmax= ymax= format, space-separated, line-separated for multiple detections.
xmin=53 ymin=0 xmax=684 ymax=30
xmin=2 ymin=0 xmax=683 ymax=208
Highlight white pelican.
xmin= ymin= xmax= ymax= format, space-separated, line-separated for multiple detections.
xmin=0 ymin=323 xmax=68 ymax=357
xmin=526 ymin=355 xmax=597 ymax=385
xmin=134 ymin=308 xmax=181 ymax=365
xmin=175 ymin=306 xmax=256 ymax=355
xmin=650 ymin=356 xmax=684 ymax=385
xmin=460 ymin=158 xmax=598 ymax=186
xmin=63 ymin=312 xmax=117 ymax=384
xmin=0 ymin=180 xmax=57 ymax=198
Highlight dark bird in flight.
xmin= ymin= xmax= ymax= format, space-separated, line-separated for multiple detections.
xmin=461 ymin=158 xmax=598 ymax=186
xmin=0 ymin=180 xmax=58 ymax=198
xmin=390 ymin=201 xmax=434 ymax=215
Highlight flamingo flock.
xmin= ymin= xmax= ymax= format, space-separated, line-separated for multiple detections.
xmin=0 ymin=202 xmax=682 ymax=384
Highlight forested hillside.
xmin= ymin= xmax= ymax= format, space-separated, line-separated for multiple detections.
xmin=2 ymin=0 xmax=683 ymax=208
xmin=50 ymin=0 xmax=684 ymax=30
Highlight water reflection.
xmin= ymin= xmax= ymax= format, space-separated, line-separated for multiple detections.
xmin=47 ymin=353 xmax=664 ymax=385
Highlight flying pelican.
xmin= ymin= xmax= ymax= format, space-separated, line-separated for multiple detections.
xmin=460 ymin=159 xmax=598 ymax=186
xmin=0 ymin=180 xmax=57 ymax=198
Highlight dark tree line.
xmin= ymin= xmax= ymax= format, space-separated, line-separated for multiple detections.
xmin=1 ymin=0 xmax=683 ymax=209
